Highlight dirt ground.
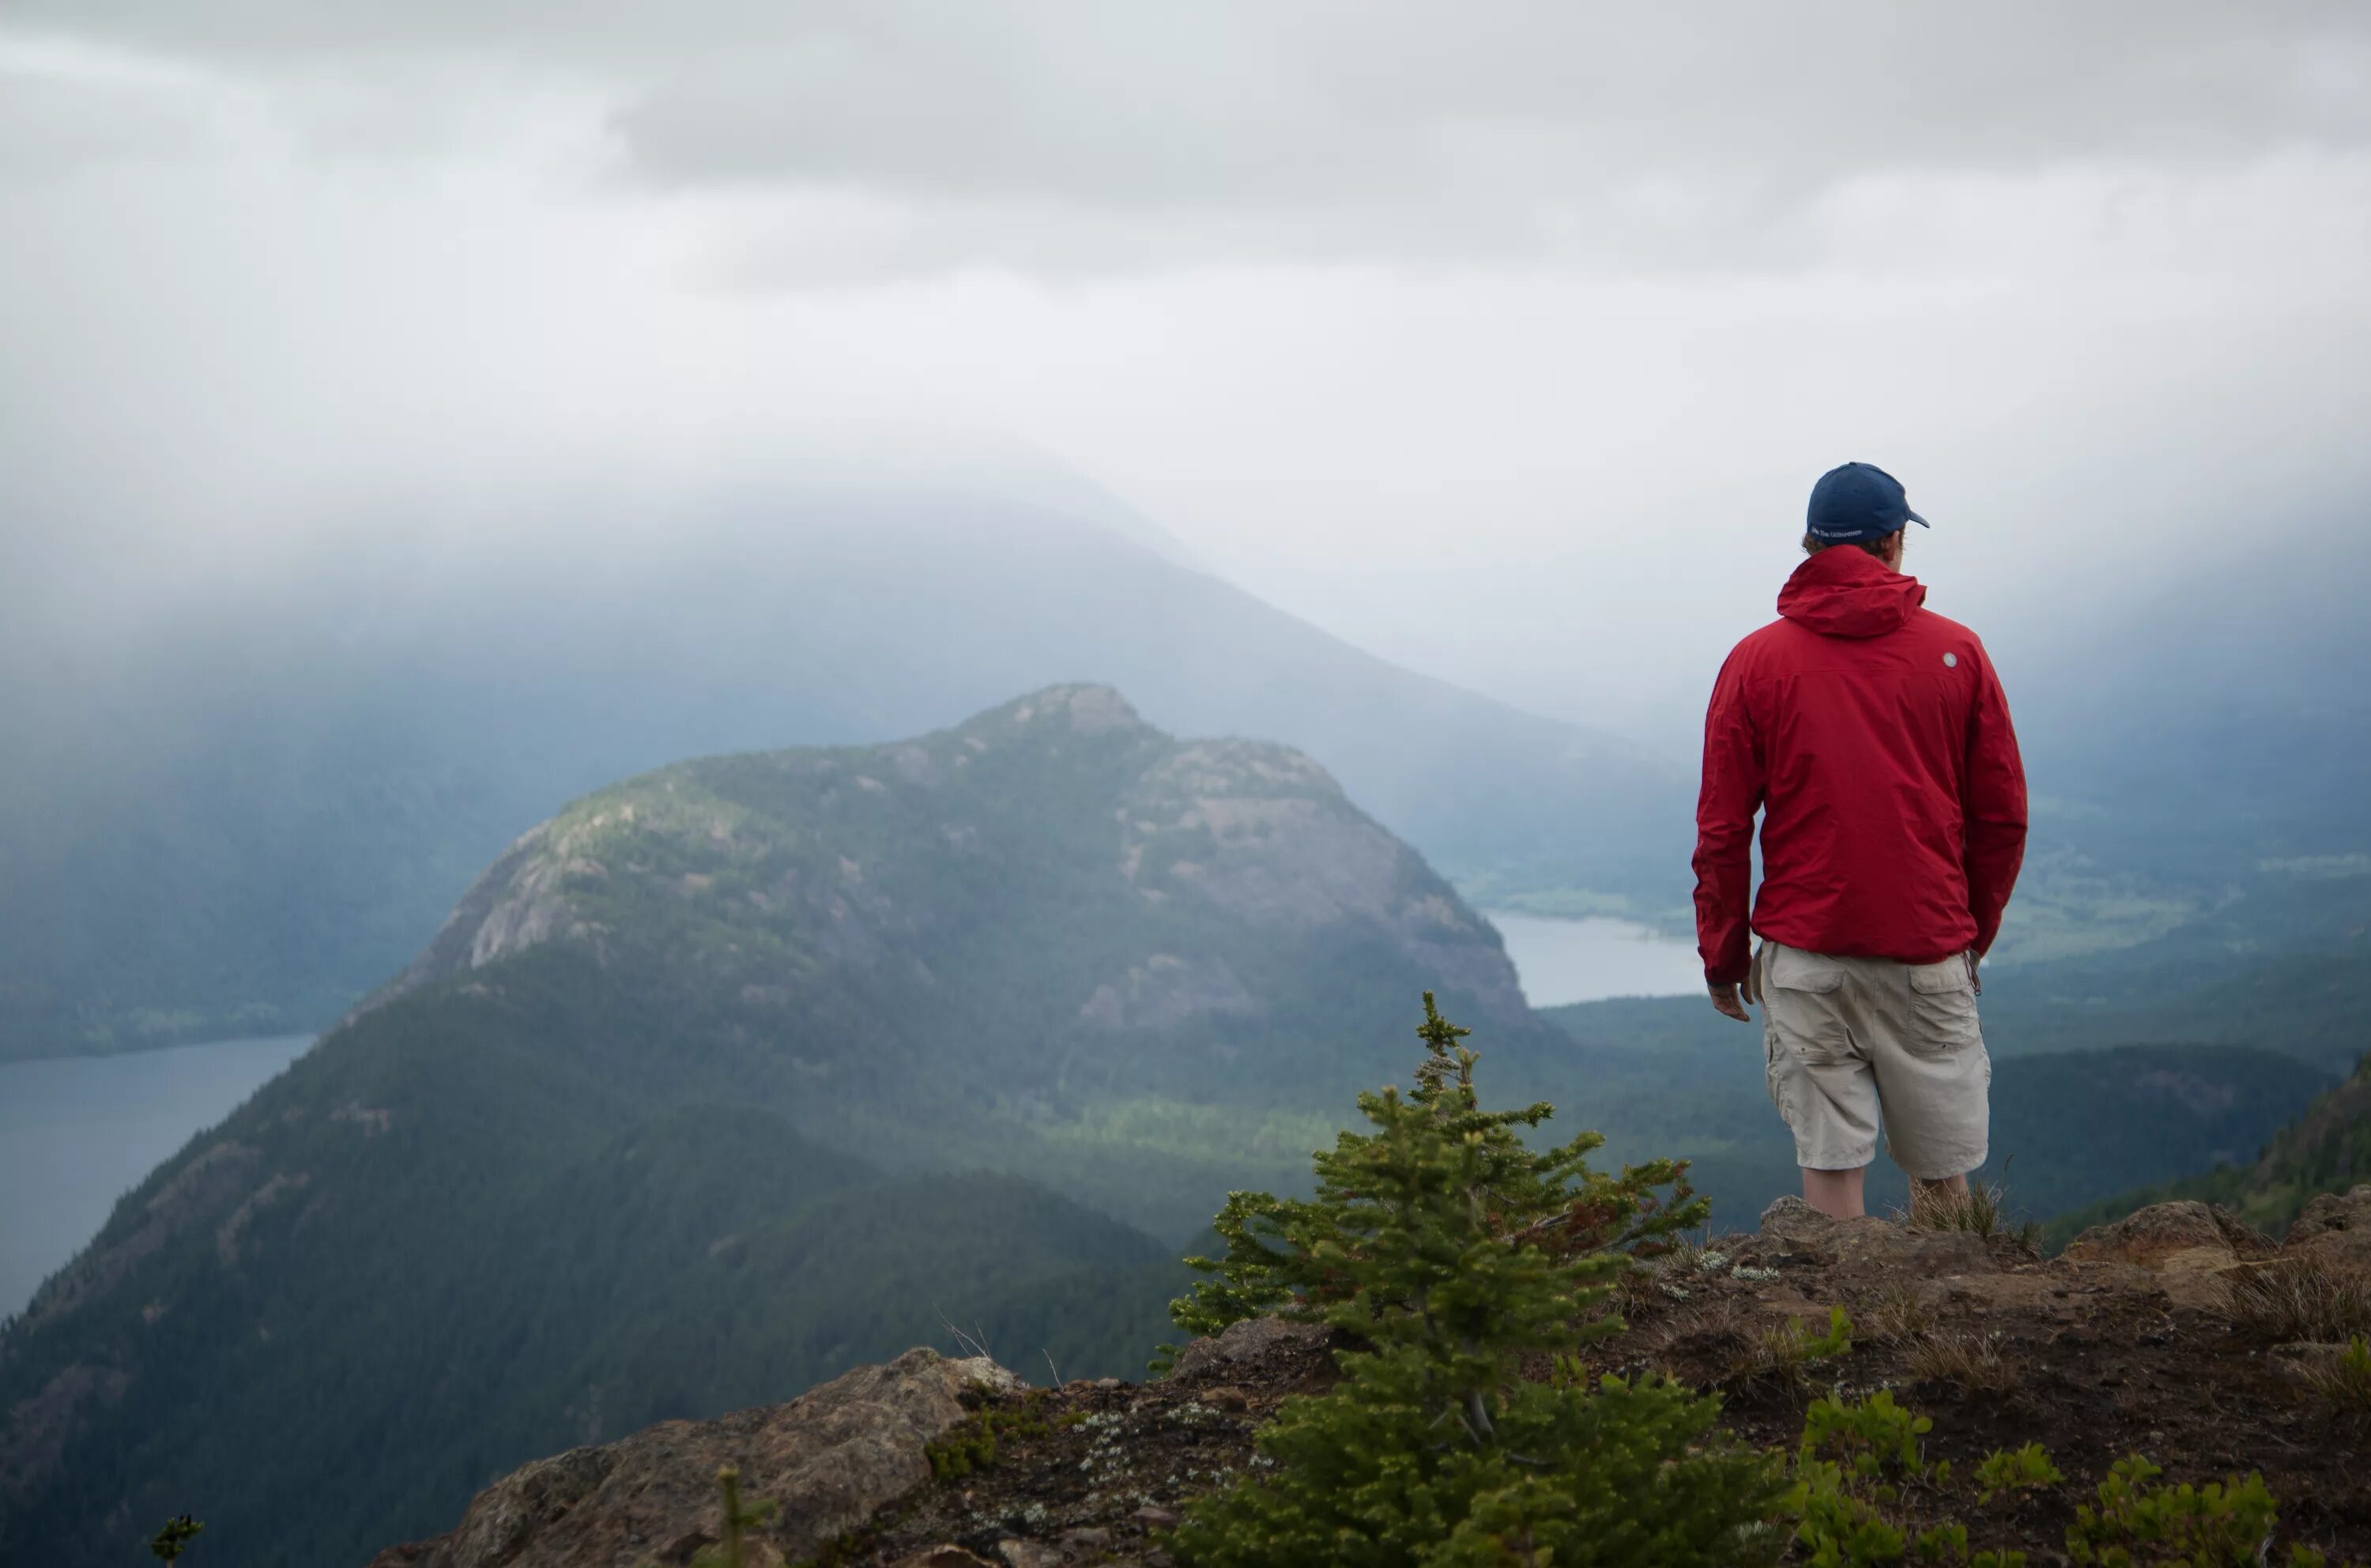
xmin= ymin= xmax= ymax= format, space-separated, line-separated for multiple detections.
xmin=844 ymin=1197 xmax=2371 ymax=1567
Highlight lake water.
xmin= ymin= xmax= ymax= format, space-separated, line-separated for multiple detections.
xmin=0 ymin=1034 xmax=314 ymax=1318
xmin=1487 ymin=914 xmax=1706 ymax=1008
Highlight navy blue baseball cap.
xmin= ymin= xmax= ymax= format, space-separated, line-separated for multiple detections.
xmin=1806 ymin=462 xmax=1929 ymax=542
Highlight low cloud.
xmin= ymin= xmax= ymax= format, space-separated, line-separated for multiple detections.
xmin=13 ymin=2 xmax=2371 ymax=277
xmin=1 ymin=5 xmax=2365 ymax=739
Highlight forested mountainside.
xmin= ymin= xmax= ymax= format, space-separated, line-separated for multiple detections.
xmin=1532 ymin=996 xmax=2333 ymax=1231
xmin=0 ymin=496 xmax=1677 ymax=1060
xmin=2053 ymin=1050 xmax=2371 ymax=1246
xmin=0 ymin=685 xmax=1559 ymax=1568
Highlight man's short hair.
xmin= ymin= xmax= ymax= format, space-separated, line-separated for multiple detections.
xmin=1801 ymin=533 xmax=1899 ymax=560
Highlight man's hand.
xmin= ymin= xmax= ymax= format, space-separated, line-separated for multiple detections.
xmin=1709 ymin=950 xmax=1762 ymax=1022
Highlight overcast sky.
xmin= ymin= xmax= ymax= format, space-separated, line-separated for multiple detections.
xmin=6 ymin=2 xmax=2368 ymax=744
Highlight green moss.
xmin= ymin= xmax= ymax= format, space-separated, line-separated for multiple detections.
xmin=924 ymin=1389 xmax=1061 ymax=1482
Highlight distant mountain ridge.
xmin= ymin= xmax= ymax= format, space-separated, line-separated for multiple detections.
xmin=0 ymin=493 xmax=1679 ymax=1060
xmin=0 ymin=686 xmax=1559 ymax=1567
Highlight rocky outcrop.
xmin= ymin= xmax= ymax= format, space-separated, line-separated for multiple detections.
xmin=2061 ymin=1198 xmax=2279 ymax=1304
xmin=1160 ymin=1313 xmax=1332 ymax=1381
xmin=371 ymin=1350 xmax=1021 ymax=1568
xmin=1077 ymin=956 xmax=1261 ymax=1031
xmin=2286 ymin=1183 xmax=2371 ymax=1268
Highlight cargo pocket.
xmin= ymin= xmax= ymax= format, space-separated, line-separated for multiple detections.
xmin=1903 ymin=956 xmax=1982 ymax=1055
xmin=1763 ymin=944 xmax=1853 ymax=1065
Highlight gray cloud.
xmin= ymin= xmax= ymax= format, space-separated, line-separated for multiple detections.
xmin=12 ymin=2 xmax=2370 ymax=274
xmin=1 ymin=2 xmax=2365 ymax=745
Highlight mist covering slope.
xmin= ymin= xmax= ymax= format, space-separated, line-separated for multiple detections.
xmin=0 ymin=492 xmax=1678 ymax=1059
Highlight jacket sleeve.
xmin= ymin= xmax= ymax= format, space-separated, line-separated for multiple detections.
xmin=1962 ymin=641 xmax=2028 ymax=959
xmin=1692 ymin=647 xmax=1762 ymax=986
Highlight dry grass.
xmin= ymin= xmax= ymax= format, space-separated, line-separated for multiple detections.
xmin=2224 ymin=1257 xmax=2371 ymax=1344
xmin=1736 ymin=1319 xmax=1817 ymax=1390
xmin=1903 ymin=1330 xmax=2019 ymax=1394
xmin=2301 ymin=1338 xmax=2371 ymax=1412
xmin=1865 ymin=1283 xmax=1932 ymax=1345
xmin=1728 ymin=1307 xmax=1853 ymax=1390
xmin=1906 ymin=1179 xmax=2041 ymax=1253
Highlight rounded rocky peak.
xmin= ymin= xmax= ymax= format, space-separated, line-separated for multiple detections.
xmin=971 ymin=684 xmax=1150 ymax=737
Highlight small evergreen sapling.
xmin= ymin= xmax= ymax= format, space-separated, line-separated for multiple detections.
xmin=1167 ymin=996 xmax=1781 ymax=1566
xmin=1170 ymin=995 xmax=1709 ymax=1342
xmin=150 ymin=1515 xmax=205 ymax=1562
xmin=691 ymin=1466 xmax=777 ymax=1568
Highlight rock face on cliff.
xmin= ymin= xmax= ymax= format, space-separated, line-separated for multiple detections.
xmin=0 ymin=687 xmax=1557 ymax=1568
xmin=371 ymin=1351 xmax=1023 ymax=1568
xmin=372 ymin=1200 xmax=2371 ymax=1566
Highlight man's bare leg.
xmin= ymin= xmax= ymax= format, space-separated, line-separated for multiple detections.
xmin=1802 ymin=1166 xmax=1866 ymax=1219
xmin=1909 ymin=1172 xmax=1971 ymax=1224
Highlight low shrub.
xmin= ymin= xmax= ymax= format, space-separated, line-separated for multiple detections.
xmin=2065 ymin=1455 xmax=2278 ymax=1566
xmin=1737 ymin=1306 xmax=1856 ymax=1390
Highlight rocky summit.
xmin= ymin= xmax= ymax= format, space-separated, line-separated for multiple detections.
xmin=372 ymin=1189 xmax=2371 ymax=1566
xmin=373 ymin=682 xmax=1528 ymax=1035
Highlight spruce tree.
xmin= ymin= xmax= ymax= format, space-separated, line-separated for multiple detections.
xmin=1170 ymin=998 xmax=1707 ymax=1342
xmin=1168 ymin=997 xmax=1782 ymax=1567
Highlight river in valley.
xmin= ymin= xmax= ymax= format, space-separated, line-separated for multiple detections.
xmin=0 ymin=1034 xmax=315 ymax=1317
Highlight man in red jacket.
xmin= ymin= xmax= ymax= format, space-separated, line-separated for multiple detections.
xmin=1693 ymin=462 xmax=2027 ymax=1220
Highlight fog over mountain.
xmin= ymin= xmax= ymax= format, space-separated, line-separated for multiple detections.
xmin=0 ymin=478 xmax=1689 ymax=1056
xmin=5 ymin=2 xmax=2368 ymax=744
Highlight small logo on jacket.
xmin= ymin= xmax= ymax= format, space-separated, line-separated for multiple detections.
xmin=1942 ymin=652 xmax=1958 ymax=668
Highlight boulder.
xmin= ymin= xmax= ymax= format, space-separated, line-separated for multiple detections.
xmin=1751 ymin=1195 xmax=1996 ymax=1277
xmin=373 ymin=1349 xmax=1019 ymax=1568
xmin=2285 ymin=1185 xmax=2371 ymax=1268
xmin=1164 ymin=1314 xmax=1331 ymax=1381
xmin=998 ymin=1542 xmax=1066 ymax=1568
xmin=2063 ymin=1201 xmax=2279 ymax=1306
xmin=2064 ymin=1200 xmax=2276 ymax=1275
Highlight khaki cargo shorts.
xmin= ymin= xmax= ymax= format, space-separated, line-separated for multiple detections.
xmin=1757 ymin=940 xmax=1990 ymax=1179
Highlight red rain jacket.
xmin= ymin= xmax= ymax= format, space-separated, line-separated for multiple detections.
xmin=1692 ymin=546 xmax=2027 ymax=986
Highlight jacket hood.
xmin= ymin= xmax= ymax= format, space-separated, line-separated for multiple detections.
xmin=1777 ymin=545 xmax=1927 ymax=638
